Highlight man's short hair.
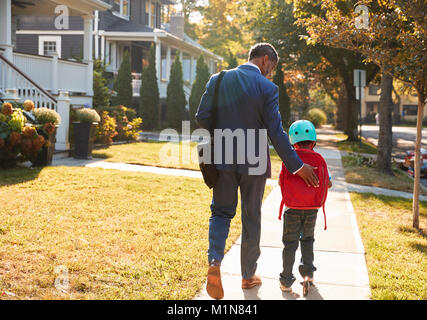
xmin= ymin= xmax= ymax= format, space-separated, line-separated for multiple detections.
xmin=248 ymin=43 xmax=279 ymax=63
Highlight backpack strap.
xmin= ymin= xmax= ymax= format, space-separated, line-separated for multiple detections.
xmin=321 ymin=158 xmax=329 ymax=230
xmin=322 ymin=204 xmax=327 ymax=230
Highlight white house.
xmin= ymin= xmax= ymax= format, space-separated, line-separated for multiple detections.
xmin=13 ymin=0 xmax=223 ymax=114
xmin=0 ymin=0 xmax=112 ymax=151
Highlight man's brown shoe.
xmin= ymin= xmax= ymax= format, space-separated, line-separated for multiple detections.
xmin=241 ymin=275 xmax=262 ymax=289
xmin=206 ymin=264 xmax=224 ymax=300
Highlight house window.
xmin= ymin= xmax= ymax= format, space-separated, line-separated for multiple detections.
xmin=146 ymin=0 xmax=157 ymax=28
xmin=38 ymin=36 xmax=61 ymax=58
xmin=161 ymin=45 xmax=167 ymax=81
xmin=113 ymin=0 xmax=130 ymax=19
xmin=402 ymin=104 xmax=418 ymax=116
xmin=182 ymin=52 xmax=191 ymax=83
xmin=368 ymin=84 xmax=380 ymax=96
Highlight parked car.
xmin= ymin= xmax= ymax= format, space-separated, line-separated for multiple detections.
xmin=403 ymin=148 xmax=427 ymax=177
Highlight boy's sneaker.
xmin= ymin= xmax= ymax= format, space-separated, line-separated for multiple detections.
xmin=302 ymin=276 xmax=314 ymax=297
xmin=206 ymin=260 xmax=224 ymax=300
xmin=279 ymin=283 xmax=293 ymax=293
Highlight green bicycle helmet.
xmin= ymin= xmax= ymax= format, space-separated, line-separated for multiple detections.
xmin=288 ymin=120 xmax=317 ymax=145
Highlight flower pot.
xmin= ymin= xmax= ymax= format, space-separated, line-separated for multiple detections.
xmin=73 ymin=122 xmax=98 ymax=159
xmin=31 ymin=126 xmax=58 ymax=167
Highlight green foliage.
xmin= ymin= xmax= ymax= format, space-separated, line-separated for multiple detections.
xmin=166 ymin=53 xmax=187 ymax=131
xmin=74 ymin=108 xmax=101 ymax=123
xmin=139 ymin=44 xmax=160 ymax=130
xmin=33 ymin=108 xmax=61 ymax=125
xmin=125 ymin=117 xmax=143 ymax=141
xmin=93 ymin=60 xmax=111 ymax=109
xmin=100 ymin=105 xmax=137 ymax=121
xmin=196 ymin=0 xmax=252 ymax=63
xmin=307 ymin=108 xmax=327 ymax=128
xmin=7 ymin=109 xmax=26 ymax=132
xmin=96 ymin=111 xmax=118 ymax=145
xmin=189 ymin=55 xmax=210 ymax=129
xmin=246 ymin=0 xmax=378 ymax=141
xmin=273 ymin=66 xmax=291 ymax=130
xmin=226 ymin=54 xmax=238 ymax=69
xmin=95 ymin=105 xmax=142 ymax=143
xmin=112 ymin=51 xmax=133 ymax=108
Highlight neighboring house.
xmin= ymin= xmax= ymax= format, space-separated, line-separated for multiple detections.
xmin=14 ymin=0 xmax=223 ymax=112
xmin=0 ymin=0 xmax=112 ymax=151
xmin=361 ymin=83 xmax=423 ymax=123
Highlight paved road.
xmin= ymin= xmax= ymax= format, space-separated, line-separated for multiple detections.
xmin=361 ymin=125 xmax=427 ymax=158
xmin=360 ymin=125 xmax=427 ymax=189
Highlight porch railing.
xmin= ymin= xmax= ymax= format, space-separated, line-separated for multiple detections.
xmin=132 ymin=73 xmax=142 ymax=97
xmin=0 ymin=53 xmax=57 ymax=109
xmin=13 ymin=52 xmax=89 ymax=94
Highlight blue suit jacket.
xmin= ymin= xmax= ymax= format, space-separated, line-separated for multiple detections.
xmin=195 ymin=64 xmax=303 ymax=178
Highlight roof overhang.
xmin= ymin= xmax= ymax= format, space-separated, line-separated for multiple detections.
xmin=103 ymin=30 xmax=223 ymax=62
xmin=12 ymin=0 xmax=111 ymax=16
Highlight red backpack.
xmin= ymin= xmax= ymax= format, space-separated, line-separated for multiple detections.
xmin=278 ymin=149 xmax=329 ymax=230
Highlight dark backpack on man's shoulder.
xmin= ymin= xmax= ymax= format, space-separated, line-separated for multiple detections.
xmin=197 ymin=71 xmax=226 ymax=189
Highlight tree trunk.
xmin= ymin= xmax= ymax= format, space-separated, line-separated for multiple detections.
xmin=342 ymin=79 xmax=359 ymax=141
xmin=377 ymin=72 xmax=394 ymax=175
xmin=412 ymin=90 xmax=425 ymax=229
xmin=335 ymin=83 xmax=348 ymax=131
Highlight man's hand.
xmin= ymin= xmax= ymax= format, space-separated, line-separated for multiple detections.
xmin=297 ymin=163 xmax=319 ymax=187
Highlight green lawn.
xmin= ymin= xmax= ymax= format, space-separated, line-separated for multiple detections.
xmin=342 ymin=154 xmax=427 ymax=196
xmin=92 ymin=141 xmax=284 ymax=179
xmin=351 ymin=193 xmax=427 ymax=300
xmin=336 ymin=133 xmax=377 ymax=154
xmin=0 ymin=166 xmax=272 ymax=299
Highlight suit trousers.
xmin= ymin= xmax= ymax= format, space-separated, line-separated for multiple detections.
xmin=208 ymin=169 xmax=267 ymax=279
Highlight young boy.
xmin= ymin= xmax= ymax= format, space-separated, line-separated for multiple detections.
xmin=278 ymin=120 xmax=332 ymax=295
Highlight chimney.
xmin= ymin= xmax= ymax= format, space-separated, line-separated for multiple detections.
xmin=170 ymin=15 xmax=185 ymax=39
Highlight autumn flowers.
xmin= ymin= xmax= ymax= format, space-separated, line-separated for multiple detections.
xmin=0 ymin=100 xmax=61 ymax=168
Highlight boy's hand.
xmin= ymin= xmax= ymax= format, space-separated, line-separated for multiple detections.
xmin=328 ymin=180 xmax=332 ymax=188
xmin=297 ymin=164 xmax=319 ymax=187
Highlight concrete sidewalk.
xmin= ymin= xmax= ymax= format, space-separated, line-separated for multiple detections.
xmin=195 ymin=145 xmax=371 ymax=300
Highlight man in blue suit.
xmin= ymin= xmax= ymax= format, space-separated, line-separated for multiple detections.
xmin=196 ymin=43 xmax=319 ymax=299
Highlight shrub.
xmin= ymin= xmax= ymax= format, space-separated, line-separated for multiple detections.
xmin=96 ymin=111 xmax=118 ymax=145
xmin=124 ymin=117 xmax=143 ymax=141
xmin=93 ymin=60 xmax=112 ymax=109
xmin=166 ymin=53 xmax=187 ymax=131
xmin=0 ymin=101 xmax=55 ymax=168
xmin=139 ymin=43 xmax=160 ymax=130
xmin=74 ymin=108 xmax=101 ymax=123
xmin=95 ymin=105 xmax=142 ymax=143
xmin=112 ymin=51 xmax=133 ymax=108
xmin=33 ymin=107 xmax=61 ymax=125
xmin=307 ymin=108 xmax=327 ymax=128
xmin=189 ymin=55 xmax=210 ymax=129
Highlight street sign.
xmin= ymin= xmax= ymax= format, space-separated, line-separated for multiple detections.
xmin=353 ymin=69 xmax=366 ymax=142
xmin=354 ymin=69 xmax=366 ymax=87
